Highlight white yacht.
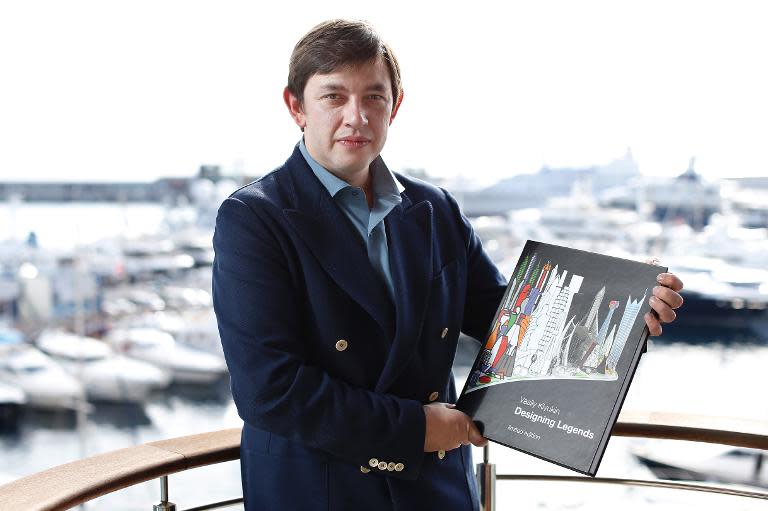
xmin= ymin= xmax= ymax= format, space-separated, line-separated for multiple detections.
xmin=106 ymin=327 xmax=227 ymax=384
xmin=506 ymin=180 xmax=661 ymax=257
xmin=159 ymin=285 xmax=212 ymax=310
xmin=168 ymin=308 xmax=224 ymax=358
xmin=665 ymin=213 xmax=768 ymax=270
xmin=114 ymin=309 xmax=224 ymax=358
xmin=0 ymin=341 xmax=85 ymax=411
xmin=36 ymin=330 xmax=171 ymax=403
xmin=601 ymin=158 xmax=722 ymax=230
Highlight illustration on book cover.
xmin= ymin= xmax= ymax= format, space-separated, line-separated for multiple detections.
xmin=465 ymin=248 xmax=648 ymax=394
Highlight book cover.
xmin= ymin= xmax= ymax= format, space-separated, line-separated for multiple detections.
xmin=457 ymin=240 xmax=664 ymax=476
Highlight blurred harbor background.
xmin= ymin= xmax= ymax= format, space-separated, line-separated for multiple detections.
xmin=1 ymin=156 xmax=767 ymax=509
xmin=1 ymin=0 xmax=767 ymax=508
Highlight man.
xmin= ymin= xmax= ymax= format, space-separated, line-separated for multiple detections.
xmin=212 ymin=19 xmax=684 ymax=510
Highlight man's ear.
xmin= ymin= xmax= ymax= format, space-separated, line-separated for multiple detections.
xmin=283 ymin=87 xmax=306 ymax=130
xmin=389 ymin=90 xmax=404 ymax=124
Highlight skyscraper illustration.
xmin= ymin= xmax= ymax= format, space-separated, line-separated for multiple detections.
xmin=584 ymin=299 xmax=619 ymax=369
xmin=515 ymin=271 xmax=583 ymax=375
xmin=568 ymin=286 xmax=606 ymax=367
xmin=606 ymin=291 xmax=647 ymax=371
xmin=597 ymin=300 xmax=620 ymax=346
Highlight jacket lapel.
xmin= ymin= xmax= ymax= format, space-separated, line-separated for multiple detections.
xmin=282 ymin=146 xmax=395 ymax=337
xmin=375 ymin=192 xmax=433 ymax=392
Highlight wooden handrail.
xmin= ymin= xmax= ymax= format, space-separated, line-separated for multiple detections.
xmin=0 ymin=428 xmax=241 ymax=511
xmin=614 ymin=411 xmax=768 ymax=449
xmin=0 ymin=412 xmax=766 ymax=511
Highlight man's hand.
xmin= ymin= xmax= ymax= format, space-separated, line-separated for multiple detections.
xmin=423 ymin=402 xmax=488 ymax=452
xmin=644 ymin=269 xmax=684 ymax=336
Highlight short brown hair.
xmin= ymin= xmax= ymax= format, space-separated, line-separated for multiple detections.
xmin=287 ymin=19 xmax=402 ymax=111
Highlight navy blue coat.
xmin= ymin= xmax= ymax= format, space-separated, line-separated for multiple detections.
xmin=212 ymin=145 xmax=507 ymax=510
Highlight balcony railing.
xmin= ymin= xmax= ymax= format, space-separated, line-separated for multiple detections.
xmin=0 ymin=411 xmax=766 ymax=511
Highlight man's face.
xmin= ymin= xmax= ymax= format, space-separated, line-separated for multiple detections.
xmin=285 ymin=57 xmax=401 ymax=182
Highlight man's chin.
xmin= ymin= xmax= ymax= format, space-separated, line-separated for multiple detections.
xmin=332 ymin=156 xmax=376 ymax=176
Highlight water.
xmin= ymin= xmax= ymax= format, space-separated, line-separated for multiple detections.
xmin=0 ymin=202 xmax=766 ymax=508
xmin=0 ymin=381 xmax=244 ymax=509
xmin=1 ymin=202 xmax=168 ymax=249
xmin=1 ymin=334 xmax=765 ymax=510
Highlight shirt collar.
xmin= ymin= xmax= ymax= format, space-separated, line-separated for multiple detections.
xmin=299 ymin=138 xmax=405 ymax=202
xmin=299 ymin=138 xmax=349 ymax=197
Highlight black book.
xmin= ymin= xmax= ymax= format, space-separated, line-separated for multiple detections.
xmin=457 ymin=240 xmax=664 ymax=476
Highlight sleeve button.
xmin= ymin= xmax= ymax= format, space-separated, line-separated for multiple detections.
xmin=428 ymin=391 xmax=439 ymax=402
xmin=441 ymin=327 xmax=449 ymax=339
xmin=360 ymin=466 xmax=371 ymax=473
xmin=438 ymin=450 xmax=446 ymax=460
xmin=335 ymin=339 xmax=348 ymax=351
xmin=378 ymin=461 xmax=388 ymax=470
xmin=369 ymin=458 xmax=379 ymax=467
xmin=394 ymin=463 xmax=404 ymax=472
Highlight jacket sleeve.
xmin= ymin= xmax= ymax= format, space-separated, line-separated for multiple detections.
xmin=442 ymin=190 xmax=508 ymax=342
xmin=212 ymin=196 xmax=426 ymax=480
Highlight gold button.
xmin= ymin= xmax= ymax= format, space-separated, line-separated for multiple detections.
xmin=441 ymin=327 xmax=449 ymax=339
xmin=438 ymin=450 xmax=446 ymax=460
xmin=428 ymin=391 xmax=439 ymax=402
xmin=335 ymin=339 xmax=348 ymax=352
xmin=369 ymin=458 xmax=379 ymax=467
xmin=387 ymin=462 xmax=396 ymax=471
xmin=394 ymin=463 xmax=404 ymax=472
xmin=378 ymin=461 xmax=388 ymax=470
xmin=360 ymin=466 xmax=370 ymax=474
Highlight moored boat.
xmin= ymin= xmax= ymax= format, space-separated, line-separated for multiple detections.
xmin=106 ymin=327 xmax=227 ymax=384
xmin=36 ymin=330 xmax=171 ymax=403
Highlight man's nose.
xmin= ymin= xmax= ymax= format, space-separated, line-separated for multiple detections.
xmin=343 ymin=99 xmax=368 ymax=129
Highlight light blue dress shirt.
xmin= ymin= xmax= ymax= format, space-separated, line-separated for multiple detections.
xmin=299 ymin=139 xmax=404 ymax=302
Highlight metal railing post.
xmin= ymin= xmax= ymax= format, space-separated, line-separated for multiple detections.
xmin=475 ymin=444 xmax=496 ymax=511
xmin=153 ymin=475 xmax=176 ymax=511
xmin=754 ymin=452 xmax=764 ymax=483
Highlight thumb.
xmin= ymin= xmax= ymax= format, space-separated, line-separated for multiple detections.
xmin=468 ymin=421 xmax=488 ymax=447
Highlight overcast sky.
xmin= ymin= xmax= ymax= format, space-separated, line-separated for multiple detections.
xmin=1 ymin=0 xmax=766 ymax=184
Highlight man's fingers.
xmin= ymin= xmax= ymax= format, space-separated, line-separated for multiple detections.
xmin=424 ymin=404 xmax=484 ymax=452
xmin=644 ymin=311 xmax=662 ymax=336
xmin=424 ymin=404 xmax=490 ymax=451
xmin=468 ymin=422 xmax=488 ymax=447
xmin=649 ymin=295 xmax=677 ymax=323
xmin=642 ymin=270 xmax=684 ymax=338
xmin=653 ymin=285 xmax=684 ymax=310
xmin=657 ymin=272 xmax=684 ymax=293
xmin=461 ymin=422 xmax=471 ymax=446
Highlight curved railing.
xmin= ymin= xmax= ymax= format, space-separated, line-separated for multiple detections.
xmin=0 ymin=428 xmax=241 ymax=511
xmin=0 ymin=411 xmax=766 ymax=511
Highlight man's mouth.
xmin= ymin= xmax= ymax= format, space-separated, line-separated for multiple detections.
xmin=337 ymin=137 xmax=370 ymax=148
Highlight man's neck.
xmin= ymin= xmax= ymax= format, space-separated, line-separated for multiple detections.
xmin=338 ymin=167 xmax=370 ymax=189
xmin=362 ymin=177 xmax=374 ymax=209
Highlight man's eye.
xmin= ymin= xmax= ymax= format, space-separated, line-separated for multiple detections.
xmin=367 ymin=95 xmax=385 ymax=100
xmin=323 ymin=94 xmax=341 ymax=100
